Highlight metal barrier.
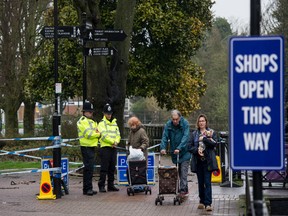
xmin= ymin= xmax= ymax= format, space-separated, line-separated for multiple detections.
xmin=262 ymin=144 xmax=288 ymax=189
xmin=218 ymin=131 xmax=242 ymax=187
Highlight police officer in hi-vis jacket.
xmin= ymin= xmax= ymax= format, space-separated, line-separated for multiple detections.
xmin=77 ymin=101 xmax=101 ymax=196
xmin=97 ymin=103 xmax=121 ymax=192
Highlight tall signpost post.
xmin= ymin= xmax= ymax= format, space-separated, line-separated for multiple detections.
xmin=81 ymin=12 xmax=87 ymax=104
xmin=229 ymin=1 xmax=284 ymax=215
xmin=52 ymin=0 xmax=62 ymax=199
xmin=250 ymin=1 xmax=262 ymax=213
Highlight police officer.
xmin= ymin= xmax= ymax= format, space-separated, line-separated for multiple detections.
xmin=98 ymin=103 xmax=121 ymax=192
xmin=77 ymin=101 xmax=101 ymax=196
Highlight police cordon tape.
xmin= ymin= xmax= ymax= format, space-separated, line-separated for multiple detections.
xmin=68 ymin=165 xmax=84 ymax=174
xmin=0 ymin=143 xmax=78 ymax=164
xmin=148 ymin=143 xmax=160 ymax=150
xmin=0 ymin=136 xmax=61 ymax=141
xmin=0 ymin=167 xmax=61 ymax=175
xmin=0 ymin=136 xmax=160 ymax=176
xmin=115 ymin=143 xmax=161 ymax=152
xmin=0 ymin=144 xmax=62 ymax=156
xmin=62 ymin=138 xmax=79 ymax=142
xmin=0 ymin=150 xmax=42 ymax=160
xmin=61 ymin=142 xmax=79 ymax=147
xmin=0 ymin=136 xmax=80 ymax=176
xmin=0 ymin=166 xmax=81 ymax=176
xmin=0 ymin=138 xmax=160 ymax=159
xmin=0 ymin=143 xmax=82 ymax=157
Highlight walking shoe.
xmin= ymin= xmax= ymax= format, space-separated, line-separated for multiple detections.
xmin=206 ymin=205 xmax=213 ymax=211
xmin=197 ymin=203 xmax=205 ymax=209
xmin=107 ymin=186 xmax=119 ymax=191
xmin=99 ymin=187 xmax=106 ymax=193
xmin=83 ymin=190 xmax=97 ymax=196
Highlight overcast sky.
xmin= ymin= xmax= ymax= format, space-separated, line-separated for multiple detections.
xmin=212 ymin=0 xmax=270 ymax=28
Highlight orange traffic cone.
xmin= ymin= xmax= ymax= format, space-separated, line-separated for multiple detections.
xmin=37 ymin=170 xmax=56 ymax=200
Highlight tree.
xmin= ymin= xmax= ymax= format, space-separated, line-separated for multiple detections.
xmin=192 ymin=17 xmax=233 ymax=131
xmin=0 ymin=0 xmax=49 ymax=136
xmin=72 ymin=0 xmax=214 ymax=130
xmin=25 ymin=0 xmax=214 ymax=136
xmin=128 ymin=0 xmax=214 ymax=115
xmin=25 ymin=0 xmax=82 ymax=104
xmin=266 ymin=0 xmax=288 ymax=119
xmin=73 ymin=0 xmax=137 ymax=135
xmin=25 ymin=0 xmax=83 ymax=138
xmin=130 ymin=97 xmax=170 ymax=124
xmin=22 ymin=1 xmax=51 ymax=135
xmin=261 ymin=0 xmax=288 ymax=120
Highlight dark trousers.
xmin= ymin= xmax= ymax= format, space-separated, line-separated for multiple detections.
xmin=98 ymin=147 xmax=117 ymax=188
xmin=196 ymin=159 xmax=212 ymax=206
xmin=81 ymin=146 xmax=96 ymax=192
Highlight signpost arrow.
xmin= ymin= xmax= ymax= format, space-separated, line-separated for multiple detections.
xmin=85 ymin=29 xmax=127 ymax=41
xmin=84 ymin=47 xmax=116 ymax=56
xmin=40 ymin=26 xmax=82 ymax=39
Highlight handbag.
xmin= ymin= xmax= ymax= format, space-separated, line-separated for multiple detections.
xmin=207 ymin=149 xmax=218 ymax=172
xmin=190 ymin=154 xmax=197 ymax=173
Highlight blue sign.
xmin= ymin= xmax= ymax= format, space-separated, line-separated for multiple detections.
xmin=42 ymin=157 xmax=69 ymax=187
xmin=117 ymin=153 xmax=155 ymax=185
xmin=229 ymin=36 xmax=284 ymax=170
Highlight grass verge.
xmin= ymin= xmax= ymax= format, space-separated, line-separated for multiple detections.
xmin=0 ymin=161 xmax=40 ymax=170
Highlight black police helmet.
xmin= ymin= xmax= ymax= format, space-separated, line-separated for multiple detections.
xmin=103 ymin=103 xmax=113 ymax=114
xmin=82 ymin=102 xmax=94 ymax=112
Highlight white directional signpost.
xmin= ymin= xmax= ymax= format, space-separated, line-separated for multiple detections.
xmin=40 ymin=27 xmax=126 ymax=42
xmin=40 ymin=26 xmax=81 ymax=39
xmin=229 ymin=36 xmax=284 ymax=170
xmin=84 ymin=47 xmax=116 ymax=56
xmin=85 ymin=29 xmax=127 ymax=42
xmin=40 ymin=21 xmax=127 ymax=103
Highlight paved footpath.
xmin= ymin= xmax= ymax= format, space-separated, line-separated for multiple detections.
xmin=0 ymin=170 xmax=246 ymax=216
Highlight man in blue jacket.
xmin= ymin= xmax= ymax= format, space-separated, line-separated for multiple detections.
xmin=160 ymin=110 xmax=191 ymax=195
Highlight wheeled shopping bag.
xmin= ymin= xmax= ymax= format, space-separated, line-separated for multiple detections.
xmin=126 ymin=159 xmax=152 ymax=196
xmin=155 ymin=154 xmax=181 ymax=205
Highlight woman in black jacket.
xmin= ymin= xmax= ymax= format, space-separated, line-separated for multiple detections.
xmin=188 ymin=114 xmax=218 ymax=212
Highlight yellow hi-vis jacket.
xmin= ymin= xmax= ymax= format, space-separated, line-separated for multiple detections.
xmin=98 ymin=116 xmax=121 ymax=148
xmin=77 ymin=116 xmax=100 ymax=147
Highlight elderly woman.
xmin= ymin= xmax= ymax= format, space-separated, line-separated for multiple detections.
xmin=127 ymin=116 xmax=149 ymax=159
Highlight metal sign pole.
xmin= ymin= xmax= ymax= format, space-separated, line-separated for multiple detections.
xmin=250 ymin=0 xmax=262 ymax=214
xmin=82 ymin=12 xmax=87 ymax=104
xmin=52 ymin=0 xmax=62 ymax=199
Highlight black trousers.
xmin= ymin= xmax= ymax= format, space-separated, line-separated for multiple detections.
xmin=98 ymin=147 xmax=117 ymax=188
xmin=81 ymin=146 xmax=96 ymax=192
